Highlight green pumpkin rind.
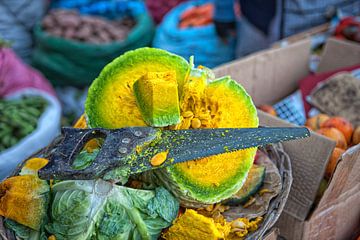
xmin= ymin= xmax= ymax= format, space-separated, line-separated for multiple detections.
xmin=153 ymin=77 xmax=258 ymax=206
xmin=85 ymin=47 xmax=189 ymax=128
xmin=85 ymin=48 xmax=259 ymax=206
xmin=223 ymin=164 xmax=266 ymax=205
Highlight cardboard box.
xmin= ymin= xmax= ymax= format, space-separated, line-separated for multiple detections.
xmin=263 ymin=228 xmax=280 ymax=240
xmin=272 ymin=23 xmax=330 ymax=48
xmin=213 ymin=38 xmax=360 ymax=240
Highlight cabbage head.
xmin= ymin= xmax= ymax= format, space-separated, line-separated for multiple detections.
xmin=46 ymin=180 xmax=179 ymax=240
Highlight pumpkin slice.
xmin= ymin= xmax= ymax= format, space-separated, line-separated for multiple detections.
xmin=162 ymin=209 xmax=230 ymax=240
xmin=134 ymin=71 xmax=181 ymax=127
xmin=0 ymin=158 xmax=49 ymax=230
xmin=154 ymin=75 xmax=258 ymax=205
xmin=85 ymin=48 xmax=189 ymax=128
xmin=85 ymin=49 xmax=258 ymax=206
xmin=223 ymin=164 xmax=265 ymax=205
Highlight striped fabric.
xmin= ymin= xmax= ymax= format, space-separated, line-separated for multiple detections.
xmin=281 ymin=0 xmax=360 ymax=37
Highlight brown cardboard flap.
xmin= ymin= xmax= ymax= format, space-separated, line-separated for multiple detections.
xmin=316 ymin=38 xmax=360 ymax=73
xmin=272 ymin=23 xmax=330 ymax=49
xmin=263 ymin=228 xmax=280 ymax=240
xmin=275 ymin=134 xmax=360 ymax=240
xmin=275 ymin=213 xmax=305 ymax=240
xmin=303 ymin=173 xmax=360 ymax=240
xmin=258 ymin=111 xmax=335 ymax=221
xmin=213 ymin=39 xmax=312 ymax=105
xmin=316 ymin=145 xmax=360 ymax=211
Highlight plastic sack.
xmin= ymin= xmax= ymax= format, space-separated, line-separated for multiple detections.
xmin=153 ymin=0 xmax=235 ymax=68
xmin=0 ymin=89 xmax=61 ymax=180
xmin=0 ymin=0 xmax=46 ymax=63
xmin=0 ymin=47 xmax=55 ymax=97
xmin=32 ymin=4 xmax=155 ymax=87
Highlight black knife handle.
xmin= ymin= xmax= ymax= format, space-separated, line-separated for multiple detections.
xmin=38 ymin=127 xmax=158 ymax=180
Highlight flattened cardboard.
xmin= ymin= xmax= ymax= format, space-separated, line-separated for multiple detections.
xmin=263 ymin=228 xmax=280 ymax=240
xmin=277 ymin=145 xmax=360 ymax=240
xmin=214 ymin=40 xmax=312 ymax=105
xmin=316 ymin=38 xmax=360 ymax=73
xmin=258 ymin=111 xmax=335 ymax=221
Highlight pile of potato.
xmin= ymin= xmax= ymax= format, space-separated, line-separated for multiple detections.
xmin=42 ymin=9 xmax=136 ymax=44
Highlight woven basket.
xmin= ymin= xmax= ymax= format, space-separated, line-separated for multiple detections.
xmin=0 ymin=142 xmax=292 ymax=240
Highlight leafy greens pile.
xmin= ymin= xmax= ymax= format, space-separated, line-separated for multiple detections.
xmin=46 ymin=180 xmax=179 ymax=240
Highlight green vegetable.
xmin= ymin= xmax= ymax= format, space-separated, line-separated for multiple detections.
xmin=85 ymin=47 xmax=189 ymax=129
xmin=72 ymin=149 xmax=99 ymax=170
xmin=0 ymin=96 xmax=47 ymax=151
xmin=46 ymin=180 xmax=179 ymax=240
xmin=223 ymin=164 xmax=266 ymax=205
xmin=133 ymin=71 xmax=181 ymax=127
xmin=4 ymin=219 xmax=47 ymax=240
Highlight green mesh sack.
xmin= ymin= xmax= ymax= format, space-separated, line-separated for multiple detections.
xmin=32 ymin=13 xmax=155 ymax=87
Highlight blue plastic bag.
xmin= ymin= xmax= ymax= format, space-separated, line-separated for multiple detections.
xmin=153 ymin=0 xmax=235 ymax=68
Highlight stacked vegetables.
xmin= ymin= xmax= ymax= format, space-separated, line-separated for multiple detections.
xmin=42 ymin=9 xmax=136 ymax=44
xmin=0 ymin=97 xmax=47 ymax=151
xmin=0 ymin=48 xmax=282 ymax=240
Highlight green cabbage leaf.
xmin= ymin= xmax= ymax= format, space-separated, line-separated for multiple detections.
xmin=46 ymin=180 xmax=179 ymax=240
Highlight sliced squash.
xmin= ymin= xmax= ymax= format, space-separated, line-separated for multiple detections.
xmin=154 ymin=75 xmax=258 ymax=205
xmin=223 ymin=164 xmax=265 ymax=205
xmin=85 ymin=48 xmax=258 ymax=205
xmin=162 ymin=209 xmax=230 ymax=240
xmin=133 ymin=71 xmax=181 ymax=127
xmin=85 ymin=48 xmax=189 ymax=128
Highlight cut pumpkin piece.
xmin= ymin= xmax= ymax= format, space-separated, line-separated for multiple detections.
xmin=134 ymin=71 xmax=181 ymax=127
xmin=223 ymin=164 xmax=265 ymax=205
xmin=155 ymin=75 xmax=259 ymax=206
xmin=162 ymin=209 xmax=230 ymax=240
xmin=85 ymin=48 xmax=258 ymax=206
xmin=0 ymin=158 xmax=49 ymax=230
xmin=85 ymin=48 xmax=189 ymax=128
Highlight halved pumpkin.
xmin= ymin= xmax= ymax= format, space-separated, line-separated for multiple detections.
xmin=85 ymin=48 xmax=258 ymax=206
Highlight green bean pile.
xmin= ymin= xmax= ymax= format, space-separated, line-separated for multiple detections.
xmin=0 ymin=96 xmax=47 ymax=151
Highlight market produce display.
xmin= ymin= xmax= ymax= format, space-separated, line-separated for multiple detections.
xmin=0 ymin=48 xmax=295 ymax=240
xmin=0 ymin=97 xmax=47 ymax=151
xmin=85 ymin=48 xmax=259 ymax=206
xmin=153 ymin=1 xmax=235 ymax=68
xmin=42 ymin=10 xmax=136 ymax=44
xmin=32 ymin=5 xmax=155 ymax=87
xmin=306 ymin=115 xmax=358 ymax=180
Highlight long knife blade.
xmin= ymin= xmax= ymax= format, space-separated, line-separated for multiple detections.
xmin=129 ymin=127 xmax=310 ymax=173
xmin=38 ymin=127 xmax=309 ymax=180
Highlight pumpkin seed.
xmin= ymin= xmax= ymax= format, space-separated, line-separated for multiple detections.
xmin=150 ymin=151 xmax=168 ymax=166
xmin=191 ymin=118 xmax=201 ymax=128
xmin=182 ymin=111 xmax=194 ymax=118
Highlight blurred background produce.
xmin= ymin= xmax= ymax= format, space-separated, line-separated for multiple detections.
xmin=0 ymin=96 xmax=47 ymax=151
xmin=32 ymin=1 xmax=155 ymax=88
xmin=0 ymin=43 xmax=61 ymax=180
xmin=42 ymin=9 xmax=136 ymax=44
xmin=153 ymin=0 xmax=235 ymax=68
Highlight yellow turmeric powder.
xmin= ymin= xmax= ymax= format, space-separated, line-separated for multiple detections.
xmin=0 ymin=175 xmax=49 ymax=230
